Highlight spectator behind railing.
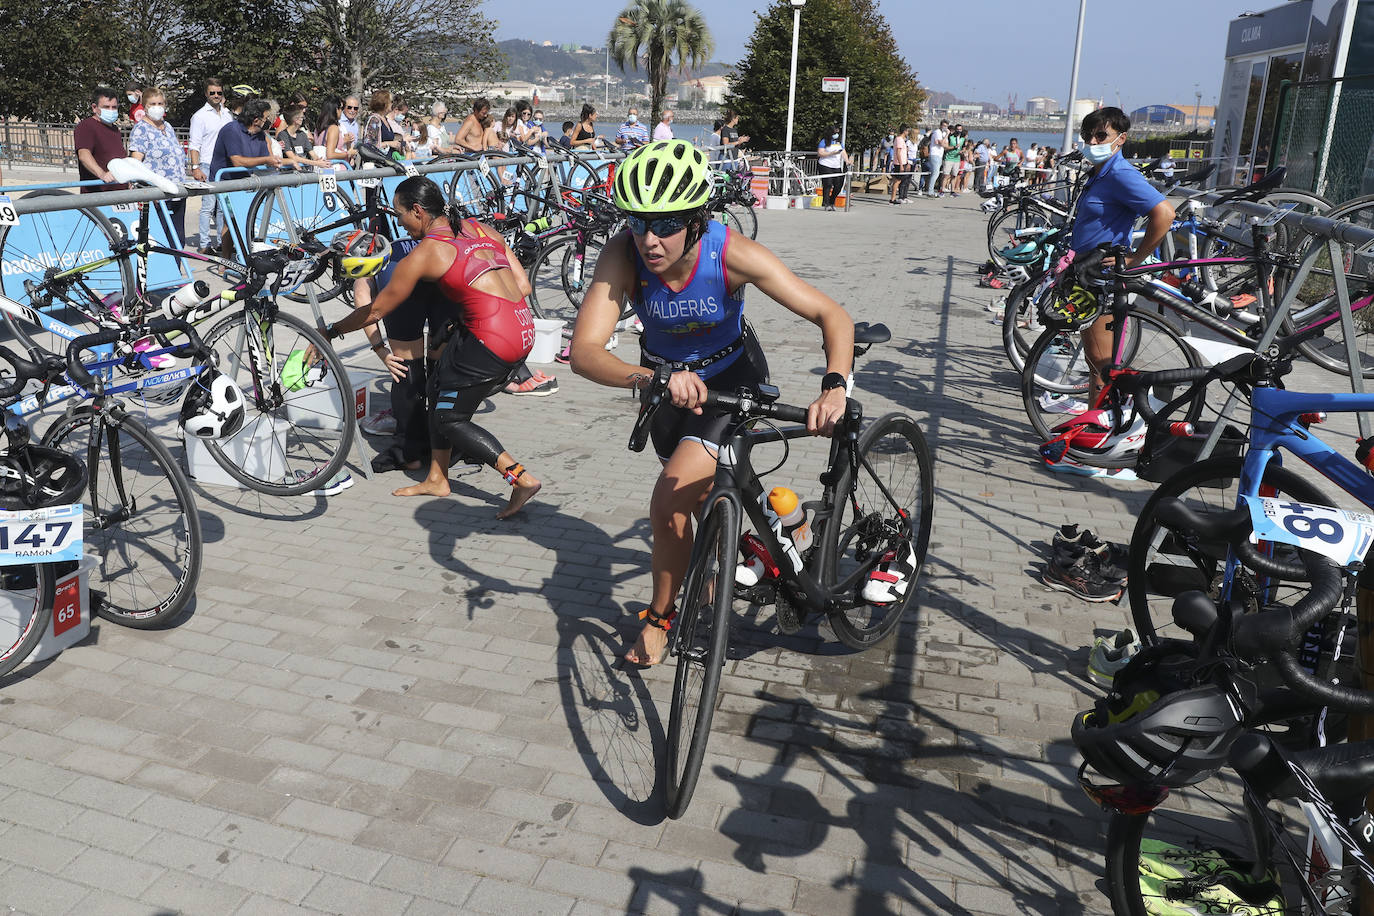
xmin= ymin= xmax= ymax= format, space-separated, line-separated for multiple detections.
xmin=128 ymin=87 xmax=188 ymax=243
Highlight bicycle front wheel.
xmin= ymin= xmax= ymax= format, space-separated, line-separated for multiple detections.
xmin=0 ymin=564 xmax=56 ymax=678
xmin=1126 ymin=455 xmax=1330 ymax=646
xmin=42 ymin=407 xmax=201 ymax=627
xmin=1000 ymin=271 xmax=1050 ymax=372
xmin=665 ymin=493 xmax=737 ymax=819
xmin=528 ymin=235 xmax=587 ymax=324
xmin=821 ymin=413 xmax=934 ymax=649
xmin=200 ymin=306 xmax=355 ymax=495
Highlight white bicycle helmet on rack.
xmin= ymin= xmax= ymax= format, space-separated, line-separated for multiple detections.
xmin=180 ymin=369 xmax=246 ymax=439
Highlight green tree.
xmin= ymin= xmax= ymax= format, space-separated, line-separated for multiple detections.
xmin=726 ymin=0 xmax=923 ymax=153
xmin=0 ymin=0 xmax=125 ymax=121
xmin=304 ymin=0 xmax=505 ymax=99
xmin=608 ymin=0 xmax=714 ymax=128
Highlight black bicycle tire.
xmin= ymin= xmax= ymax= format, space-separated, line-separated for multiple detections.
xmin=725 ymin=201 xmax=758 ymax=240
xmin=664 ymin=493 xmax=736 ymax=819
xmin=986 ymin=203 xmax=1055 ymax=266
xmin=199 ymin=308 xmax=355 ymax=495
xmin=42 ymin=406 xmax=202 ymax=627
xmin=822 ymin=413 xmax=935 ymax=649
xmin=243 ymin=183 xmax=363 ymax=305
xmin=1000 ymin=271 xmax=1051 ymax=372
xmin=1021 ymin=309 xmax=1203 ymax=469
xmin=1126 ymin=455 xmax=1329 ymax=646
xmin=0 ymin=190 xmax=134 ymax=354
xmin=557 ymin=233 xmax=606 ymax=313
xmin=0 ymin=563 xmax=56 ymax=679
xmin=527 ymin=235 xmax=581 ymax=323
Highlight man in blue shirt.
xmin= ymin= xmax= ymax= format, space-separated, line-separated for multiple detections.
xmin=1071 ymin=107 xmax=1175 ymax=399
xmin=616 ymin=108 xmax=649 ymax=149
xmin=207 ymin=100 xmax=282 ymax=180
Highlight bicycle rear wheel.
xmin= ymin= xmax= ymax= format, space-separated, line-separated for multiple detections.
xmin=1021 ymin=309 xmax=1203 ymax=469
xmin=42 ymin=406 xmax=201 ymax=627
xmin=0 ymin=189 xmax=132 ymax=356
xmin=1001 ymin=272 xmax=1051 ymax=373
xmin=987 ymin=204 xmax=1054 ymax=266
xmin=821 ymin=413 xmax=934 ymax=649
xmin=665 ymin=493 xmax=737 ymax=819
xmin=199 ymin=306 xmax=355 ymax=495
xmin=0 ymin=564 xmax=56 ymax=678
xmin=243 ymin=183 xmax=363 ymax=305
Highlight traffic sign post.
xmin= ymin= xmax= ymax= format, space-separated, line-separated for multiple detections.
xmin=822 ymin=77 xmax=850 ymax=147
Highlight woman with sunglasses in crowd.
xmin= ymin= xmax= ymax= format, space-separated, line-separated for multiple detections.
xmin=313 ymin=97 xmax=357 ymax=168
xmin=568 ymin=141 xmax=855 ymax=666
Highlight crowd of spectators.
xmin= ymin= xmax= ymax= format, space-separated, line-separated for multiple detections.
xmin=879 ymin=120 xmax=1063 ymax=204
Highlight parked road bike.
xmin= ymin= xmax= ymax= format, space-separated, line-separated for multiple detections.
xmin=628 ymin=322 xmax=935 ymax=817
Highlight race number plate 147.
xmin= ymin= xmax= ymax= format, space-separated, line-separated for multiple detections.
xmin=0 ymin=505 xmax=83 ymax=566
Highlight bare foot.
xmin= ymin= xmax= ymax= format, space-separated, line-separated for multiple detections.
xmin=496 ymin=474 xmax=541 ymax=519
xmin=624 ymin=621 xmax=668 ymax=667
xmin=393 ymin=478 xmax=451 ymax=498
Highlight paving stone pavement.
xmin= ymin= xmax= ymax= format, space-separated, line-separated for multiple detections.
xmin=0 ymin=191 xmax=1164 ymax=915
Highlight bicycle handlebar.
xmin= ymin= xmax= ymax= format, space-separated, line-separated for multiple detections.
xmin=63 ymin=318 xmax=206 ymax=391
xmin=627 ymin=364 xmax=814 ymax=453
xmin=1153 ymin=497 xmax=1374 ymax=711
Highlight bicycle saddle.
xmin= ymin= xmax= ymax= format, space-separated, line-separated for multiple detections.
xmin=106 ymin=157 xmax=180 ymax=195
xmin=853 ymin=322 xmax=891 ymax=345
xmin=356 ymin=143 xmax=403 ymax=170
xmin=1180 ymin=163 xmax=1216 ymax=187
xmin=1215 ymin=167 xmax=1287 ymax=204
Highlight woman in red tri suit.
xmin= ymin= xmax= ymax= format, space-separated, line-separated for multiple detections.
xmin=322 ymin=177 xmax=542 ymax=518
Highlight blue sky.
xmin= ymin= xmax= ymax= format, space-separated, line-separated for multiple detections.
xmin=488 ymin=0 xmax=1245 ymax=111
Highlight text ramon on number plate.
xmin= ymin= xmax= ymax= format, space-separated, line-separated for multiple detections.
xmin=0 ymin=505 xmax=84 ymax=566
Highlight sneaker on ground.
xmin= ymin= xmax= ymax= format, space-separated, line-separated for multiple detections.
xmin=317 ymin=471 xmax=354 ymax=496
xmin=1039 ymin=392 xmax=1089 ymax=415
xmin=1086 ymin=628 xmax=1141 ymax=686
xmin=605 ymin=333 xmax=619 ymax=351
xmin=359 ymin=409 xmax=396 ymax=436
xmin=1041 ymin=554 xmax=1122 ymax=602
xmin=861 ymin=543 xmax=919 ymax=603
xmin=555 ymin=344 xmax=571 ymax=364
xmin=504 ymin=373 xmax=559 ymax=396
xmin=1052 ymin=524 xmax=1128 ymax=582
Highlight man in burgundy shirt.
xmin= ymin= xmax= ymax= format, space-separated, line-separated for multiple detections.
xmin=74 ymin=88 xmax=128 ymax=193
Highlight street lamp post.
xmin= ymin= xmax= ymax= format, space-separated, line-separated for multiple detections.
xmin=1061 ymin=0 xmax=1086 ymax=153
xmin=1194 ymin=84 xmax=1202 ymax=131
xmin=784 ymin=0 xmax=806 ymax=155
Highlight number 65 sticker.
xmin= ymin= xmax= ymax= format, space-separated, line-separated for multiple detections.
xmin=1244 ymin=495 xmax=1374 ymax=566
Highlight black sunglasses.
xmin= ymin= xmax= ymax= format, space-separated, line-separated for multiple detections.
xmin=1082 ymin=129 xmax=1115 ymax=142
xmin=625 ymin=214 xmax=688 ymax=238
xmin=207 ymin=90 xmax=224 ymax=96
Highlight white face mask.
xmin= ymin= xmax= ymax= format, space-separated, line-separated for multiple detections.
xmin=146 ymin=105 xmax=165 ymax=122
xmin=1084 ymin=141 xmax=1116 ymax=165
xmin=99 ymin=108 xmax=119 ymax=124
xmin=127 ymin=94 xmax=139 ymax=104
xmin=627 ymin=115 xmax=637 ymax=124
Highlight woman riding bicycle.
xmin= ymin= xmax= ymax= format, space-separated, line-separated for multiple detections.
xmin=570 ymin=140 xmax=855 ymax=666
xmin=320 ymin=177 xmax=543 ymax=518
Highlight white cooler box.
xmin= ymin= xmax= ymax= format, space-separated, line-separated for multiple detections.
xmin=0 ymin=550 xmax=96 ymax=663
xmin=186 ymin=416 xmax=291 ymax=488
xmin=285 ymin=372 xmax=368 ymax=432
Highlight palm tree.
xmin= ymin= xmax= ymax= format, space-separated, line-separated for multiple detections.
xmin=607 ymin=0 xmax=714 ymax=131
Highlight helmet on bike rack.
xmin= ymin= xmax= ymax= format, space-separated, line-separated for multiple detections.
xmin=281 ymin=350 xmax=328 ymax=392
xmin=330 ymin=231 xmax=392 ymax=279
xmin=179 ymin=368 xmax=246 ymax=440
xmin=612 ymin=141 xmax=712 ymax=214
xmin=1072 ymin=643 xmax=1243 ymax=788
xmin=1039 ymin=280 xmax=1103 ymax=330
xmin=0 ymin=445 xmax=87 ymax=510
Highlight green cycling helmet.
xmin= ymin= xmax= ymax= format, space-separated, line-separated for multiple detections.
xmin=282 ymin=349 xmax=327 ymax=392
xmin=612 ymin=140 xmax=712 ymax=214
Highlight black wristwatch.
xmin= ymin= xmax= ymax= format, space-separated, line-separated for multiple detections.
xmin=821 ymin=372 xmax=847 ymax=392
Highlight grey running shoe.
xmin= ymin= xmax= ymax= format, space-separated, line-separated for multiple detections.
xmin=1087 ymin=628 xmax=1141 ymax=686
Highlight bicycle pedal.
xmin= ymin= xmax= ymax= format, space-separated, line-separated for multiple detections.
xmin=734 ymin=581 xmax=777 ymax=606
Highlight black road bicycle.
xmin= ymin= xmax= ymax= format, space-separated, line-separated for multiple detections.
xmin=628 ymin=322 xmax=935 ymax=817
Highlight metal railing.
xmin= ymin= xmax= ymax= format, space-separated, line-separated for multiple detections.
xmin=1 ymin=121 xmax=192 ymax=170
